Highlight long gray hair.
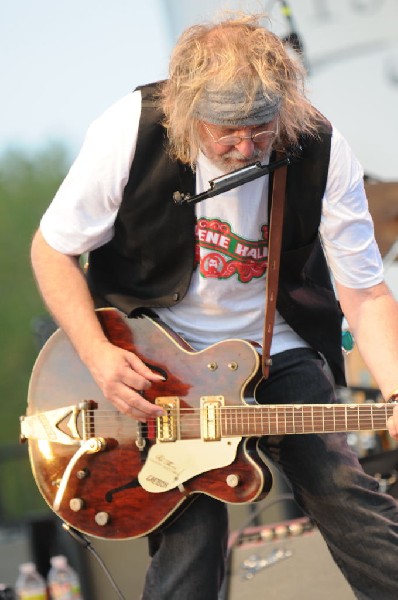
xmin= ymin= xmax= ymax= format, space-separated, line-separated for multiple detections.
xmin=158 ymin=13 xmax=321 ymax=166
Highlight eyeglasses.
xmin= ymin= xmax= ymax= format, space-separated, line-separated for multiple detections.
xmin=203 ymin=122 xmax=278 ymax=146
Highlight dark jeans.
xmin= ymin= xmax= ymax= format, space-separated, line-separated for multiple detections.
xmin=141 ymin=349 xmax=398 ymax=600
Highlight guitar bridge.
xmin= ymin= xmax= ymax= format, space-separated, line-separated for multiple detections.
xmin=155 ymin=397 xmax=179 ymax=442
xmin=201 ymin=396 xmax=224 ymax=441
xmin=20 ymin=400 xmax=95 ymax=445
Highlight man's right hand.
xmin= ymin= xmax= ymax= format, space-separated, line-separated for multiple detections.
xmin=85 ymin=339 xmax=166 ymax=421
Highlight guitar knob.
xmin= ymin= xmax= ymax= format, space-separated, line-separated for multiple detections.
xmin=76 ymin=468 xmax=90 ymax=480
xmin=288 ymin=521 xmax=304 ymax=536
xmin=226 ymin=474 xmax=240 ymax=488
xmin=95 ymin=511 xmax=111 ymax=526
xmin=274 ymin=524 xmax=289 ymax=539
xmin=69 ymin=498 xmax=85 ymax=512
xmin=260 ymin=528 xmax=274 ymax=542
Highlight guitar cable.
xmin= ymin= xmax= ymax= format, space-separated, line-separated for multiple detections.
xmin=62 ymin=494 xmax=296 ymax=600
xmin=62 ymin=523 xmax=127 ymax=600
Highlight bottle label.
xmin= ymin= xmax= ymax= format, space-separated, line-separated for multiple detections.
xmin=49 ymin=583 xmax=81 ymax=600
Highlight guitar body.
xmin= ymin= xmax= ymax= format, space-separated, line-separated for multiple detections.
xmin=26 ymin=309 xmax=272 ymax=540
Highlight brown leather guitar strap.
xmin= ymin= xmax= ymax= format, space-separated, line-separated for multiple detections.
xmin=262 ymin=157 xmax=288 ymax=378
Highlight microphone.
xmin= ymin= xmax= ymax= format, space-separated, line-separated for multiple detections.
xmin=173 ymin=148 xmax=302 ymax=206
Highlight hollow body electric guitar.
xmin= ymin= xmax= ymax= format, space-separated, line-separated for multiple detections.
xmin=22 ymin=308 xmax=395 ymax=540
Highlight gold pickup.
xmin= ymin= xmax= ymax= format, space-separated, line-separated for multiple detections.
xmin=201 ymin=396 xmax=224 ymax=441
xmin=155 ymin=397 xmax=179 ymax=442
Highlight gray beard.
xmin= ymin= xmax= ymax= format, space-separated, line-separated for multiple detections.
xmin=212 ymin=148 xmax=267 ymax=173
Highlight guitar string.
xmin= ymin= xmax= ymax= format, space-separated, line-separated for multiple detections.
xmin=79 ymin=404 xmax=393 ymax=413
xmin=80 ymin=405 xmax=394 ymax=419
xmin=71 ymin=405 xmax=393 ymax=435
xmin=81 ymin=405 xmax=393 ymax=417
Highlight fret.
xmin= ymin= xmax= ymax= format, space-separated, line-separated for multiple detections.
xmin=335 ymin=406 xmax=343 ymax=430
xmin=346 ymin=406 xmax=358 ymax=431
xmin=220 ymin=402 xmax=395 ymax=439
xmin=255 ymin=408 xmax=261 ymax=435
xmin=304 ymin=406 xmax=311 ymax=433
xmin=244 ymin=407 xmax=249 ymax=435
xmin=284 ymin=406 xmax=293 ymax=434
xmin=243 ymin=408 xmax=247 ymax=435
xmin=287 ymin=406 xmax=292 ymax=434
xmin=295 ymin=406 xmax=304 ymax=433
xmin=315 ymin=406 xmax=323 ymax=432
xmin=234 ymin=406 xmax=239 ymax=432
xmin=251 ymin=408 xmax=258 ymax=435
xmin=270 ymin=406 xmax=277 ymax=435
xmin=284 ymin=407 xmax=288 ymax=433
xmin=250 ymin=408 xmax=255 ymax=434
xmin=384 ymin=404 xmax=388 ymax=429
xmin=326 ymin=406 xmax=335 ymax=432
xmin=222 ymin=405 xmax=228 ymax=436
xmin=279 ymin=406 xmax=286 ymax=434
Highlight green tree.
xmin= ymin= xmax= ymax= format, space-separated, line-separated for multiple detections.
xmin=0 ymin=143 xmax=69 ymax=520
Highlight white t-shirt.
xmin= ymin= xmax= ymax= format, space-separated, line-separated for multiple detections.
xmin=40 ymin=91 xmax=384 ymax=353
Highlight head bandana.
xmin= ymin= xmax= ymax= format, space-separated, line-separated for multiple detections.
xmin=195 ymin=84 xmax=281 ymax=126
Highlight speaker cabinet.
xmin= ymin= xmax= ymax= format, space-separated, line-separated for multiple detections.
xmin=225 ymin=517 xmax=355 ymax=600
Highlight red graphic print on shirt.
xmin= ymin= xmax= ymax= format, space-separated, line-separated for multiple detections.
xmin=195 ymin=218 xmax=269 ymax=283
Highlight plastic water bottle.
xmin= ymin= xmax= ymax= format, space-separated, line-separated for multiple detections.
xmin=47 ymin=556 xmax=82 ymax=600
xmin=15 ymin=562 xmax=46 ymax=600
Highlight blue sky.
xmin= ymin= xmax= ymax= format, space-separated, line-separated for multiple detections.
xmin=2 ymin=0 xmax=398 ymax=179
xmin=1 ymin=1 xmax=173 ymax=154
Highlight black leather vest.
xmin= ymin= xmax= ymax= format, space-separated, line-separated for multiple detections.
xmin=87 ymin=82 xmax=345 ymax=385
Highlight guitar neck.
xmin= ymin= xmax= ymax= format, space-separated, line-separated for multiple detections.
xmin=221 ymin=403 xmax=395 ymax=437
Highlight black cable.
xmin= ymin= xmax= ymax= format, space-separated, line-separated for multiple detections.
xmin=62 ymin=494 xmax=298 ymax=600
xmin=62 ymin=523 xmax=127 ymax=600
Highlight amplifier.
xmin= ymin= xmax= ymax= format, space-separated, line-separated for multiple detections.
xmin=360 ymin=448 xmax=398 ymax=497
xmin=225 ymin=517 xmax=355 ymax=600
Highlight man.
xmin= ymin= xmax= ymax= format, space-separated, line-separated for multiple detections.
xmin=31 ymin=13 xmax=398 ymax=600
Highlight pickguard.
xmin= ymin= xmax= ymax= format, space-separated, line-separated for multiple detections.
xmin=138 ymin=437 xmax=240 ymax=493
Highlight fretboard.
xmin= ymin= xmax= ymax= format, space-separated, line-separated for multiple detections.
xmin=221 ymin=403 xmax=395 ymax=437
